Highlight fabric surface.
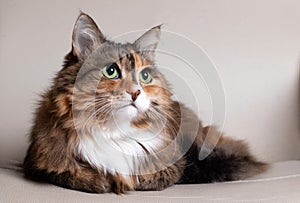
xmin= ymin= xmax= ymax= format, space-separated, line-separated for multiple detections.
xmin=0 ymin=160 xmax=300 ymax=203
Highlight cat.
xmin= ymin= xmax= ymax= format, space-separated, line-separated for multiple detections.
xmin=23 ymin=12 xmax=268 ymax=194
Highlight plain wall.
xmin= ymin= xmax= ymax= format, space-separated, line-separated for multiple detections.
xmin=0 ymin=0 xmax=299 ymax=163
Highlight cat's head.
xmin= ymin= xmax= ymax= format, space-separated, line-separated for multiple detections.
xmin=70 ymin=13 xmax=176 ymax=132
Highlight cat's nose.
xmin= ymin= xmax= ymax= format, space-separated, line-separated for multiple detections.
xmin=131 ymin=90 xmax=141 ymax=101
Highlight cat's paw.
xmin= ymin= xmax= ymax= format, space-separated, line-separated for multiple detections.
xmin=110 ymin=176 xmax=133 ymax=194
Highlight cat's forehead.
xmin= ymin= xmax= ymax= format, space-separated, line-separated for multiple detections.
xmin=102 ymin=41 xmax=153 ymax=69
xmin=119 ymin=51 xmax=152 ymax=72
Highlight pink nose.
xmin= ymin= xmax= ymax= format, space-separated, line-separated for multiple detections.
xmin=131 ymin=90 xmax=141 ymax=101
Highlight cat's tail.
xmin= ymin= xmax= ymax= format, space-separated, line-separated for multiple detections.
xmin=177 ymin=126 xmax=269 ymax=184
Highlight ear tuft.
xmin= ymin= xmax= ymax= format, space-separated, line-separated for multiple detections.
xmin=133 ymin=25 xmax=161 ymax=60
xmin=72 ymin=13 xmax=105 ymax=61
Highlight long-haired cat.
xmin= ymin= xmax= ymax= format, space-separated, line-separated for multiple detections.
xmin=23 ymin=13 xmax=268 ymax=194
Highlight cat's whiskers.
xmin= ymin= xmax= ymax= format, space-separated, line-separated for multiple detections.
xmin=148 ymin=104 xmax=167 ymax=123
xmin=154 ymin=104 xmax=180 ymax=127
xmin=148 ymin=104 xmax=179 ymax=138
xmin=143 ymin=108 xmax=168 ymax=138
xmin=80 ymin=102 xmax=112 ymax=132
xmin=79 ymin=104 xmax=114 ymax=141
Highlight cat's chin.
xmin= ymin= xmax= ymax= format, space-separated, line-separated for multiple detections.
xmin=114 ymin=105 xmax=139 ymax=121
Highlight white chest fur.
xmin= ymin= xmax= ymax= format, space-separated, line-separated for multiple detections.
xmin=76 ymin=120 xmax=163 ymax=175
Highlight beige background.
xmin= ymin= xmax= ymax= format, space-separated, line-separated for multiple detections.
xmin=0 ymin=0 xmax=299 ymax=163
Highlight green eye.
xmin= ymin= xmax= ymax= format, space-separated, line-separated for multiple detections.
xmin=139 ymin=69 xmax=152 ymax=84
xmin=102 ymin=63 xmax=120 ymax=79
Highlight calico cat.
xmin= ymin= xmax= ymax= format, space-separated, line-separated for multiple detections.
xmin=23 ymin=13 xmax=268 ymax=194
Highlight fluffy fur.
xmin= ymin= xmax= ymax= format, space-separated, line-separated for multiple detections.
xmin=23 ymin=13 xmax=268 ymax=194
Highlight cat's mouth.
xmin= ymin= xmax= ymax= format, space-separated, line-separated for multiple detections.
xmin=119 ymin=102 xmax=137 ymax=108
xmin=130 ymin=103 xmax=137 ymax=109
xmin=117 ymin=103 xmax=138 ymax=111
xmin=113 ymin=102 xmax=140 ymax=120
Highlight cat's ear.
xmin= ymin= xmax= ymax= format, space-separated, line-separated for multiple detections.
xmin=72 ymin=12 xmax=105 ymax=61
xmin=133 ymin=25 xmax=161 ymax=61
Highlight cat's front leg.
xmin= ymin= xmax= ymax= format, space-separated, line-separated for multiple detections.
xmin=23 ymin=149 xmax=131 ymax=194
xmin=134 ymin=158 xmax=185 ymax=191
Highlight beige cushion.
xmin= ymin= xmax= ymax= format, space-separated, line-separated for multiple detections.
xmin=1 ymin=160 xmax=299 ymax=202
